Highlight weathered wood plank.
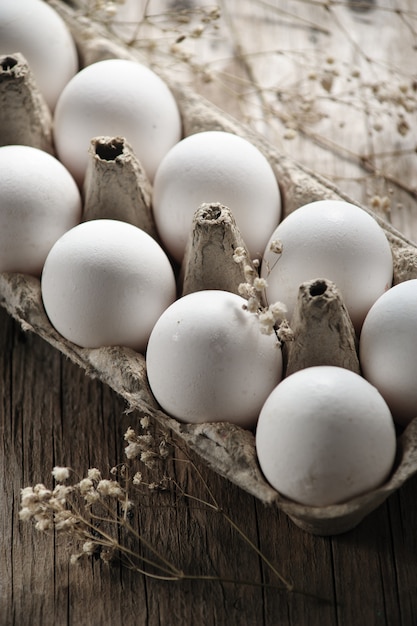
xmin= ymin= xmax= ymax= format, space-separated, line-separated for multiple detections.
xmin=3 ymin=304 xmax=417 ymax=624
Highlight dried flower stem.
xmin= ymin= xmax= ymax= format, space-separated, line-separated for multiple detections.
xmin=171 ymin=448 xmax=294 ymax=592
xmin=19 ymin=422 xmax=299 ymax=593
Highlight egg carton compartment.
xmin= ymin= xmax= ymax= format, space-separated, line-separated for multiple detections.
xmin=1 ymin=0 xmax=417 ymax=536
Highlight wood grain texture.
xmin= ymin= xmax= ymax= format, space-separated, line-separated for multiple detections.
xmin=2 ymin=307 xmax=417 ymax=623
xmin=1 ymin=0 xmax=417 ymax=624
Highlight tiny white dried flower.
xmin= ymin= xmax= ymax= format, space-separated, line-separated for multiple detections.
xmin=124 ymin=426 xmax=136 ymax=442
xmin=97 ymin=479 xmax=123 ymax=498
xmin=244 ymin=264 xmax=257 ymax=282
xmin=70 ymin=553 xmax=82 ymax=565
xmin=246 ymin=296 xmax=260 ymax=313
xmin=125 ymin=442 xmax=142 ymax=460
xmin=238 ymin=282 xmax=254 ymax=299
xmin=87 ymin=468 xmax=101 ymax=482
xmin=138 ymin=434 xmax=154 ymax=447
xmin=82 ymin=540 xmax=97 ymax=555
xmin=258 ymin=310 xmax=276 ymax=335
xmin=19 ymin=507 xmax=34 ymax=522
xmin=55 ymin=511 xmax=78 ymax=531
xmin=233 ymin=246 xmax=246 ymax=263
xmin=96 ymin=479 xmax=112 ymax=496
xmin=253 ymin=277 xmax=268 ymax=292
xmin=52 ymin=485 xmax=73 ymax=506
xmin=84 ymin=490 xmax=100 ymax=505
xmin=140 ymin=450 xmax=156 ymax=469
xmin=48 ymin=497 xmax=66 ymax=514
xmin=35 ymin=517 xmax=52 ymax=532
xmin=133 ymin=472 xmax=143 ymax=486
xmin=34 ymin=484 xmax=52 ymax=501
xmin=268 ymin=301 xmax=288 ymax=321
xmin=52 ymin=467 xmax=70 ymax=482
xmin=140 ymin=415 xmax=150 ymax=430
xmin=277 ymin=320 xmax=295 ymax=343
xmin=269 ymin=239 xmax=283 ymax=255
xmin=78 ymin=478 xmax=94 ymax=494
xmin=120 ymin=499 xmax=134 ymax=512
xmin=20 ymin=487 xmax=36 ymax=508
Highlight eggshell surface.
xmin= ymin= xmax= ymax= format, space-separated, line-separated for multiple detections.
xmin=0 ymin=0 xmax=78 ymax=110
xmin=146 ymin=290 xmax=283 ymax=428
xmin=0 ymin=145 xmax=81 ymax=275
xmin=256 ymin=366 xmax=396 ymax=507
xmin=360 ymin=279 xmax=417 ymax=427
xmin=261 ymin=200 xmax=393 ymax=332
xmin=53 ymin=59 xmax=182 ymax=185
xmin=41 ymin=220 xmax=176 ymax=352
xmin=152 ymin=131 xmax=281 ymax=263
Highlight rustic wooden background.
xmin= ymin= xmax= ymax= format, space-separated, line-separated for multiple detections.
xmin=1 ymin=0 xmax=417 ymax=624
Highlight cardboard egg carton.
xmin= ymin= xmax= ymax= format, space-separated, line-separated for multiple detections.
xmin=1 ymin=0 xmax=417 ymax=535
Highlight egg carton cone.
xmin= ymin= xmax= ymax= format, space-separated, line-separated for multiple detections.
xmin=284 ymin=278 xmax=361 ymax=377
xmin=83 ymin=135 xmax=158 ymax=238
xmin=1 ymin=0 xmax=417 ymax=536
xmin=0 ymin=52 xmax=54 ymax=154
xmin=180 ymin=202 xmax=260 ymax=298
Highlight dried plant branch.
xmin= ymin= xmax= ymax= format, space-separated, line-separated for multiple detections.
xmin=19 ymin=423 xmax=301 ymax=594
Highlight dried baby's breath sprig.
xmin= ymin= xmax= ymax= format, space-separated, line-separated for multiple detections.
xmin=237 ymin=242 xmax=288 ymax=337
xmin=18 ymin=422 xmax=303 ymax=594
xmin=123 ymin=418 xmax=172 ymax=479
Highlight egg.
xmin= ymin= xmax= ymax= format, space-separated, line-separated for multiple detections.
xmin=152 ymin=131 xmax=281 ymax=264
xmin=53 ymin=59 xmax=182 ymax=186
xmin=41 ymin=220 xmax=176 ymax=352
xmin=0 ymin=0 xmax=78 ymax=110
xmin=256 ymin=366 xmax=396 ymax=507
xmin=360 ymin=279 xmax=417 ymax=427
xmin=146 ymin=290 xmax=283 ymax=428
xmin=261 ymin=200 xmax=393 ymax=332
xmin=0 ymin=145 xmax=81 ymax=276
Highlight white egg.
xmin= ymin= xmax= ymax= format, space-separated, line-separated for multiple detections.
xmin=256 ymin=366 xmax=396 ymax=507
xmin=0 ymin=145 xmax=81 ymax=276
xmin=360 ymin=279 xmax=417 ymax=427
xmin=0 ymin=0 xmax=78 ymax=110
xmin=146 ymin=290 xmax=283 ymax=428
xmin=53 ymin=59 xmax=182 ymax=186
xmin=261 ymin=200 xmax=393 ymax=333
xmin=41 ymin=220 xmax=176 ymax=352
xmin=152 ymin=131 xmax=281 ymax=264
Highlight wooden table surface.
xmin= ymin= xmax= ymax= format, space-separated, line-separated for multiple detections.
xmin=1 ymin=1 xmax=417 ymax=624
